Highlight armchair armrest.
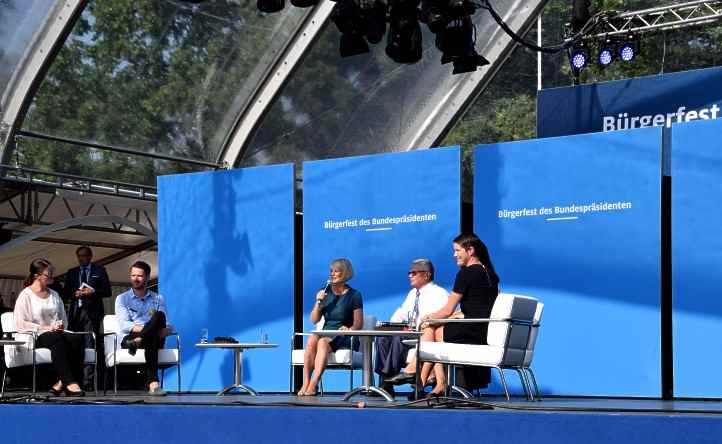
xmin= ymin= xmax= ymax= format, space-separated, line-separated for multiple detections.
xmin=6 ymin=330 xmax=37 ymax=349
xmin=423 ymin=317 xmax=533 ymax=326
xmin=164 ymin=332 xmax=181 ymax=350
xmin=102 ymin=331 xmax=119 ymax=350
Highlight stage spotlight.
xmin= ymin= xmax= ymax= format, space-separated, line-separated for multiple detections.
xmin=339 ymin=33 xmax=370 ymax=57
xmin=385 ymin=0 xmax=422 ymax=64
xmin=569 ymin=47 xmax=589 ymax=71
xmin=362 ymin=0 xmax=387 ymax=44
xmin=435 ymin=16 xmax=487 ymax=74
xmin=257 ymin=0 xmax=285 ymax=13
xmin=598 ymin=45 xmax=614 ymax=67
xmin=331 ymin=0 xmax=371 ymax=57
xmin=420 ymin=0 xmax=447 ymax=34
xmin=452 ymin=51 xmax=489 ymax=74
xmin=291 ymin=0 xmax=317 ymax=7
xmin=619 ymin=40 xmax=637 ymax=62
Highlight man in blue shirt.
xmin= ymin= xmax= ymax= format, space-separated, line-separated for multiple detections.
xmin=115 ymin=261 xmax=172 ymax=395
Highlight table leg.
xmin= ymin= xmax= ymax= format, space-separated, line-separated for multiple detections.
xmin=415 ymin=339 xmax=421 ymax=400
xmin=342 ymin=336 xmax=394 ymax=402
xmin=217 ymin=348 xmax=258 ymax=396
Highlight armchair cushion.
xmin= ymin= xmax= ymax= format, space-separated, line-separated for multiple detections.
xmin=102 ymin=314 xmax=179 ymax=368
xmin=1 ymin=312 xmax=95 ymax=368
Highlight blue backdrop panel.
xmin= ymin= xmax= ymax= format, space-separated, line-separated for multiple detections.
xmin=537 ymin=65 xmax=722 ymax=138
xmin=158 ymin=165 xmax=294 ymax=391
xmin=475 ymin=128 xmax=661 ymax=396
xmin=303 ymin=148 xmax=460 ymax=391
xmin=671 ymin=118 xmax=722 ymax=397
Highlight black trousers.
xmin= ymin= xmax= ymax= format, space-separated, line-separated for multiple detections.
xmin=36 ymin=331 xmax=85 ymax=386
xmin=67 ymin=305 xmax=102 ymax=387
xmin=374 ymin=336 xmax=409 ymax=379
xmin=121 ymin=311 xmax=166 ymax=385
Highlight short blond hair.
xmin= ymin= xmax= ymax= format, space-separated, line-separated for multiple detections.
xmin=330 ymin=258 xmax=354 ymax=282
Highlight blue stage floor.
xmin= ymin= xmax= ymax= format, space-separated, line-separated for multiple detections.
xmin=4 ymin=393 xmax=722 ymax=444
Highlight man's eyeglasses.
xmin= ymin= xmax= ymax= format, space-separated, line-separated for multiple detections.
xmin=408 ymin=270 xmax=427 ymax=276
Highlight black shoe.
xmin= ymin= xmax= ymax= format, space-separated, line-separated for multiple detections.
xmin=49 ymin=386 xmax=63 ymax=396
xmin=123 ymin=337 xmax=138 ymax=356
xmin=385 ymin=371 xmax=415 ymax=385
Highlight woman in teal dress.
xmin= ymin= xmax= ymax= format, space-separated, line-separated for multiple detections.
xmin=298 ymin=258 xmax=363 ymax=396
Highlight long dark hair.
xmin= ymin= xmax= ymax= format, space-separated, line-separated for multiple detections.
xmin=453 ymin=233 xmax=500 ymax=285
xmin=24 ymin=258 xmax=52 ymax=287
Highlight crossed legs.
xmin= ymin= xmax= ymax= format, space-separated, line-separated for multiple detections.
xmin=416 ymin=326 xmax=446 ymax=395
xmin=298 ymin=334 xmax=332 ymax=396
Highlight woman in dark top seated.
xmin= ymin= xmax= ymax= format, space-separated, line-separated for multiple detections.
xmin=298 ymin=258 xmax=363 ymax=396
xmin=421 ymin=233 xmax=499 ymax=396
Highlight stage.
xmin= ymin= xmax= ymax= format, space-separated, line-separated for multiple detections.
xmin=3 ymin=392 xmax=722 ymax=443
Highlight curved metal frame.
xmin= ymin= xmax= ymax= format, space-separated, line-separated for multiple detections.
xmin=219 ymin=0 xmax=336 ymax=167
xmin=0 ymin=0 xmax=88 ymax=164
xmin=0 ymin=214 xmax=157 ymax=256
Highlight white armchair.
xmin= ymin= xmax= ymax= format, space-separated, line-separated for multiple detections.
xmin=1 ymin=312 xmax=97 ymax=395
xmin=289 ymin=315 xmax=376 ymax=395
xmin=416 ymin=293 xmax=541 ymax=400
xmin=102 ymin=314 xmax=181 ymax=394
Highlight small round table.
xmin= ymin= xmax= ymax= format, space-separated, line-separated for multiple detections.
xmin=195 ymin=342 xmax=277 ymax=396
xmin=311 ymin=329 xmax=422 ymax=402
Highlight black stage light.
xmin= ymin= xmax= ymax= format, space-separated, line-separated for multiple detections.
xmin=257 ymin=0 xmax=285 ymax=13
xmin=291 ymin=0 xmax=317 ymax=8
xmin=435 ymin=17 xmax=471 ymax=59
xmin=435 ymin=16 xmax=487 ymax=74
xmin=452 ymin=51 xmax=489 ymax=74
xmin=362 ymin=0 xmax=387 ymax=44
xmin=385 ymin=0 xmax=422 ymax=64
xmin=340 ymin=32 xmax=371 ymax=57
xmin=331 ymin=0 xmax=371 ymax=57
xmin=420 ymin=0 xmax=447 ymax=34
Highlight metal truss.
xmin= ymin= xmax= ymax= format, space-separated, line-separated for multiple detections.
xmin=585 ymin=1 xmax=722 ymax=40
xmin=0 ymin=183 xmax=156 ymax=236
xmin=1 ymin=164 xmax=156 ymax=201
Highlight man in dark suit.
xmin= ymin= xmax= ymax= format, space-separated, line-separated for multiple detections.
xmin=64 ymin=246 xmax=112 ymax=390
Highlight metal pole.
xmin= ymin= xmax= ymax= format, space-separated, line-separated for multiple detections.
xmin=16 ymin=130 xmax=223 ymax=169
xmin=537 ymin=14 xmax=543 ymax=91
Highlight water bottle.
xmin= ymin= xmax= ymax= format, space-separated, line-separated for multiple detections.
xmin=200 ymin=328 xmax=209 ymax=344
xmin=260 ymin=330 xmax=269 ymax=344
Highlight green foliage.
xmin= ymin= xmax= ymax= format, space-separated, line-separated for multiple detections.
xmin=20 ymin=0 xmax=306 ymax=185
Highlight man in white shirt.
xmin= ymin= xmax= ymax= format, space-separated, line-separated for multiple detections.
xmin=375 ymin=259 xmax=448 ymax=394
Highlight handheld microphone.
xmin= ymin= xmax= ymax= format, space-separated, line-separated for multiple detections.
xmin=322 ymin=279 xmax=331 ymax=290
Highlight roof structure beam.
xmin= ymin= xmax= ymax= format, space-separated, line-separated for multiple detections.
xmin=0 ymin=0 xmax=87 ymax=164
xmin=584 ymin=0 xmax=722 ymax=39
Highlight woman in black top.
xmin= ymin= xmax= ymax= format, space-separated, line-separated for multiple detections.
xmin=421 ymin=233 xmax=499 ymax=396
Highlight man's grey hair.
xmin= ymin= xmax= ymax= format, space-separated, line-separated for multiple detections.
xmin=410 ymin=258 xmax=434 ymax=281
